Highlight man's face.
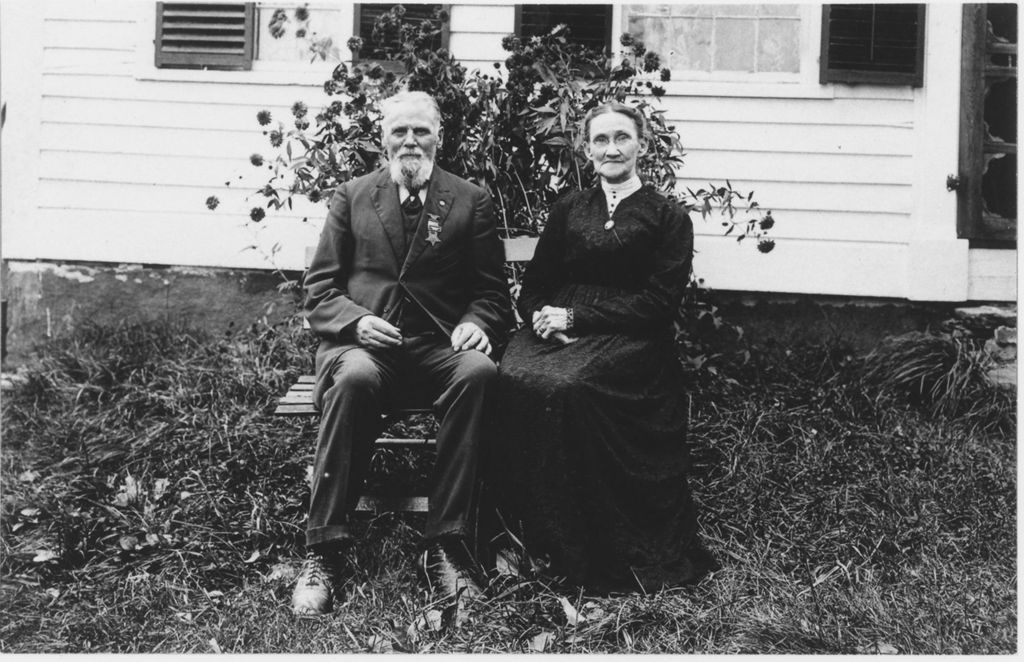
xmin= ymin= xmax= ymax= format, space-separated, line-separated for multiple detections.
xmin=382 ymin=99 xmax=441 ymax=187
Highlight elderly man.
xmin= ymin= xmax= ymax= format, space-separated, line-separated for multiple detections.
xmin=293 ymin=90 xmax=512 ymax=615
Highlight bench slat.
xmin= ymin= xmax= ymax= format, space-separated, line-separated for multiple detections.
xmin=355 ymin=495 xmax=428 ymax=513
xmin=275 ymin=403 xmax=319 ymax=416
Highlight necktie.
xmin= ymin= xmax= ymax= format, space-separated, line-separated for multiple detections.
xmin=402 ymin=190 xmax=423 ymax=216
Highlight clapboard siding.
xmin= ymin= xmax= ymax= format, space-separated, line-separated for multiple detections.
xmin=449 ymin=3 xmax=512 ymax=66
xmin=40 ymin=123 xmax=270 ymax=158
xmin=693 ymin=236 xmax=906 ymax=296
xmin=42 ymin=47 xmax=134 ymax=71
xmin=40 ymin=96 xmax=313 ymax=130
xmin=39 ymin=179 xmax=325 ymax=220
xmin=41 ymin=73 xmax=328 ymax=106
xmin=676 ymin=179 xmax=910 ymax=215
xmin=27 ymin=208 xmax=315 ymax=270
xmin=44 ymin=17 xmax=135 ymax=45
xmin=690 ymin=210 xmax=910 ymax=244
xmin=683 ymin=150 xmax=912 ymax=186
xmin=657 ymin=95 xmax=914 ymax=128
xmin=967 ymin=249 xmax=1018 ymax=301
xmin=44 ymin=1 xmax=134 ymax=21
xmin=678 ymin=121 xmax=914 ymax=156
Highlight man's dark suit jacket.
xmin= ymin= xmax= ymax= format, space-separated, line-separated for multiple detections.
xmin=304 ymin=166 xmax=513 ymax=372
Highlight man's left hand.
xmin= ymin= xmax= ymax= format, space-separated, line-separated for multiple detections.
xmin=451 ymin=322 xmax=491 ymax=355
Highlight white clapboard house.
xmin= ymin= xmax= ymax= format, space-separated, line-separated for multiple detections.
xmin=0 ymin=2 xmax=1016 ymax=303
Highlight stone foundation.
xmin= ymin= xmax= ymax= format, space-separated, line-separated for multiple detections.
xmin=1 ymin=260 xmax=300 ymax=366
xmin=951 ymin=305 xmax=1018 ymax=390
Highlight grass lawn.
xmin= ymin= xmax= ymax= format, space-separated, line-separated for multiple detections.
xmin=0 ymin=317 xmax=1015 ymax=653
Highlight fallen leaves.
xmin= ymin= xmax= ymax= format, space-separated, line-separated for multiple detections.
xmin=857 ymin=642 xmax=899 ymax=654
xmin=32 ymin=550 xmax=57 ymax=563
xmin=528 ymin=630 xmax=553 ymax=652
xmin=558 ymin=596 xmax=584 ymax=626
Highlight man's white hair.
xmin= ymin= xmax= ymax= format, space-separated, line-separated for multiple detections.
xmin=380 ymin=90 xmax=441 ymax=130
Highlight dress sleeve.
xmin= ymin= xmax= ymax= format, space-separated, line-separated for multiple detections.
xmin=572 ymin=202 xmax=694 ymax=334
xmin=516 ymin=197 xmax=569 ymax=322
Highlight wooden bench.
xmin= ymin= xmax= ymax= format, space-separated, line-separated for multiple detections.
xmin=274 ymin=236 xmax=538 ymax=513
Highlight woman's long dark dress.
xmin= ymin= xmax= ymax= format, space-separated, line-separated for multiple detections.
xmin=491 ymin=185 xmax=717 ymax=593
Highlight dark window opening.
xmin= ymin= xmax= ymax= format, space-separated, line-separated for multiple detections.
xmin=515 ymin=4 xmax=613 ymax=53
xmin=155 ymin=2 xmax=255 ymax=70
xmin=353 ymin=4 xmax=449 ymax=62
xmin=820 ymin=4 xmax=925 ymax=86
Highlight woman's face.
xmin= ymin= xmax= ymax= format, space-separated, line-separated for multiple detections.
xmin=584 ymin=111 xmax=647 ymax=184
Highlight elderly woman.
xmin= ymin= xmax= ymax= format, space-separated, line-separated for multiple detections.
xmin=490 ymin=102 xmax=717 ymax=593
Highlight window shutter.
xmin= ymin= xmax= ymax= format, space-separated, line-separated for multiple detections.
xmin=353 ymin=4 xmax=449 ymax=62
xmin=957 ymin=3 xmax=1017 ymax=244
xmin=820 ymin=4 xmax=925 ymax=86
xmin=516 ymin=4 xmax=613 ymax=53
xmin=155 ymin=3 xmax=255 ymax=70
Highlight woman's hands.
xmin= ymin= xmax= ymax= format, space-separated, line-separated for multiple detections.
xmin=532 ymin=306 xmax=577 ymax=345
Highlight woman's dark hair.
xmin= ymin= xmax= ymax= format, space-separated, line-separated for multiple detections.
xmin=581 ymin=102 xmax=648 ymax=143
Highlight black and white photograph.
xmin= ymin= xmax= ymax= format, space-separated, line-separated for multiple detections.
xmin=0 ymin=1 xmax=1017 ymax=654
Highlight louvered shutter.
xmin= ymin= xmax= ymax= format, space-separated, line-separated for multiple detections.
xmin=155 ymin=3 xmax=255 ymax=70
xmin=516 ymin=4 xmax=612 ymax=53
xmin=820 ymin=4 xmax=925 ymax=86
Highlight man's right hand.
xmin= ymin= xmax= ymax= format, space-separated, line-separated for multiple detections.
xmin=354 ymin=315 xmax=403 ymax=348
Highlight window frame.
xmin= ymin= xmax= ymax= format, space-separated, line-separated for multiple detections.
xmin=154 ymin=2 xmax=256 ymax=70
xmin=819 ymin=4 xmax=926 ymax=87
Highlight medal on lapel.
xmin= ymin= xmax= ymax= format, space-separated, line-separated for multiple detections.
xmin=426 ymin=213 xmax=442 ymax=246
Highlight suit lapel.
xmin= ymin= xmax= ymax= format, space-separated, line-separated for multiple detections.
xmin=370 ymin=169 xmax=405 ymax=265
xmin=401 ymin=169 xmax=454 ymax=277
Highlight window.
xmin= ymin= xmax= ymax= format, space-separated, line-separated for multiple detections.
xmin=154 ymin=2 xmax=255 ymax=69
xmin=256 ymin=6 xmax=348 ymax=63
xmin=820 ymin=4 xmax=925 ymax=86
xmin=354 ymin=4 xmax=449 ymax=62
xmin=625 ymin=4 xmax=802 ymax=75
xmin=516 ymin=4 xmax=613 ymax=53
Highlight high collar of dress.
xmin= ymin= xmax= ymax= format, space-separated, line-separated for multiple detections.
xmin=600 ymin=175 xmax=643 ymax=214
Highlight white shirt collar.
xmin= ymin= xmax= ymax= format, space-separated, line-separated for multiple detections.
xmin=399 ymin=183 xmax=428 ymax=203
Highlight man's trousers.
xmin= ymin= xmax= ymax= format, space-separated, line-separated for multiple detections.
xmin=305 ymin=334 xmax=497 ymax=548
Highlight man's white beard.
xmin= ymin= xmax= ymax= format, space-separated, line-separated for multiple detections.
xmin=389 ymin=154 xmax=433 ymax=190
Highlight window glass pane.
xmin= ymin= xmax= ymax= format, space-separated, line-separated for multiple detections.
xmin=257 ymin=7 xmax=346 ymax=61
xmin=625 ymin=3 xmax=801 ymax=75
xmin=714 ymin=18 xmax=755 ymax=71
xmin=674 ymin=17 xmax=713 ymax=71
xmin=758 ymin=18 xmax=800 ymax=72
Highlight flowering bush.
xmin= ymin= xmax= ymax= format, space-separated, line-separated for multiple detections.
xmin=216 ymin=5 xmax=778 ymax=371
